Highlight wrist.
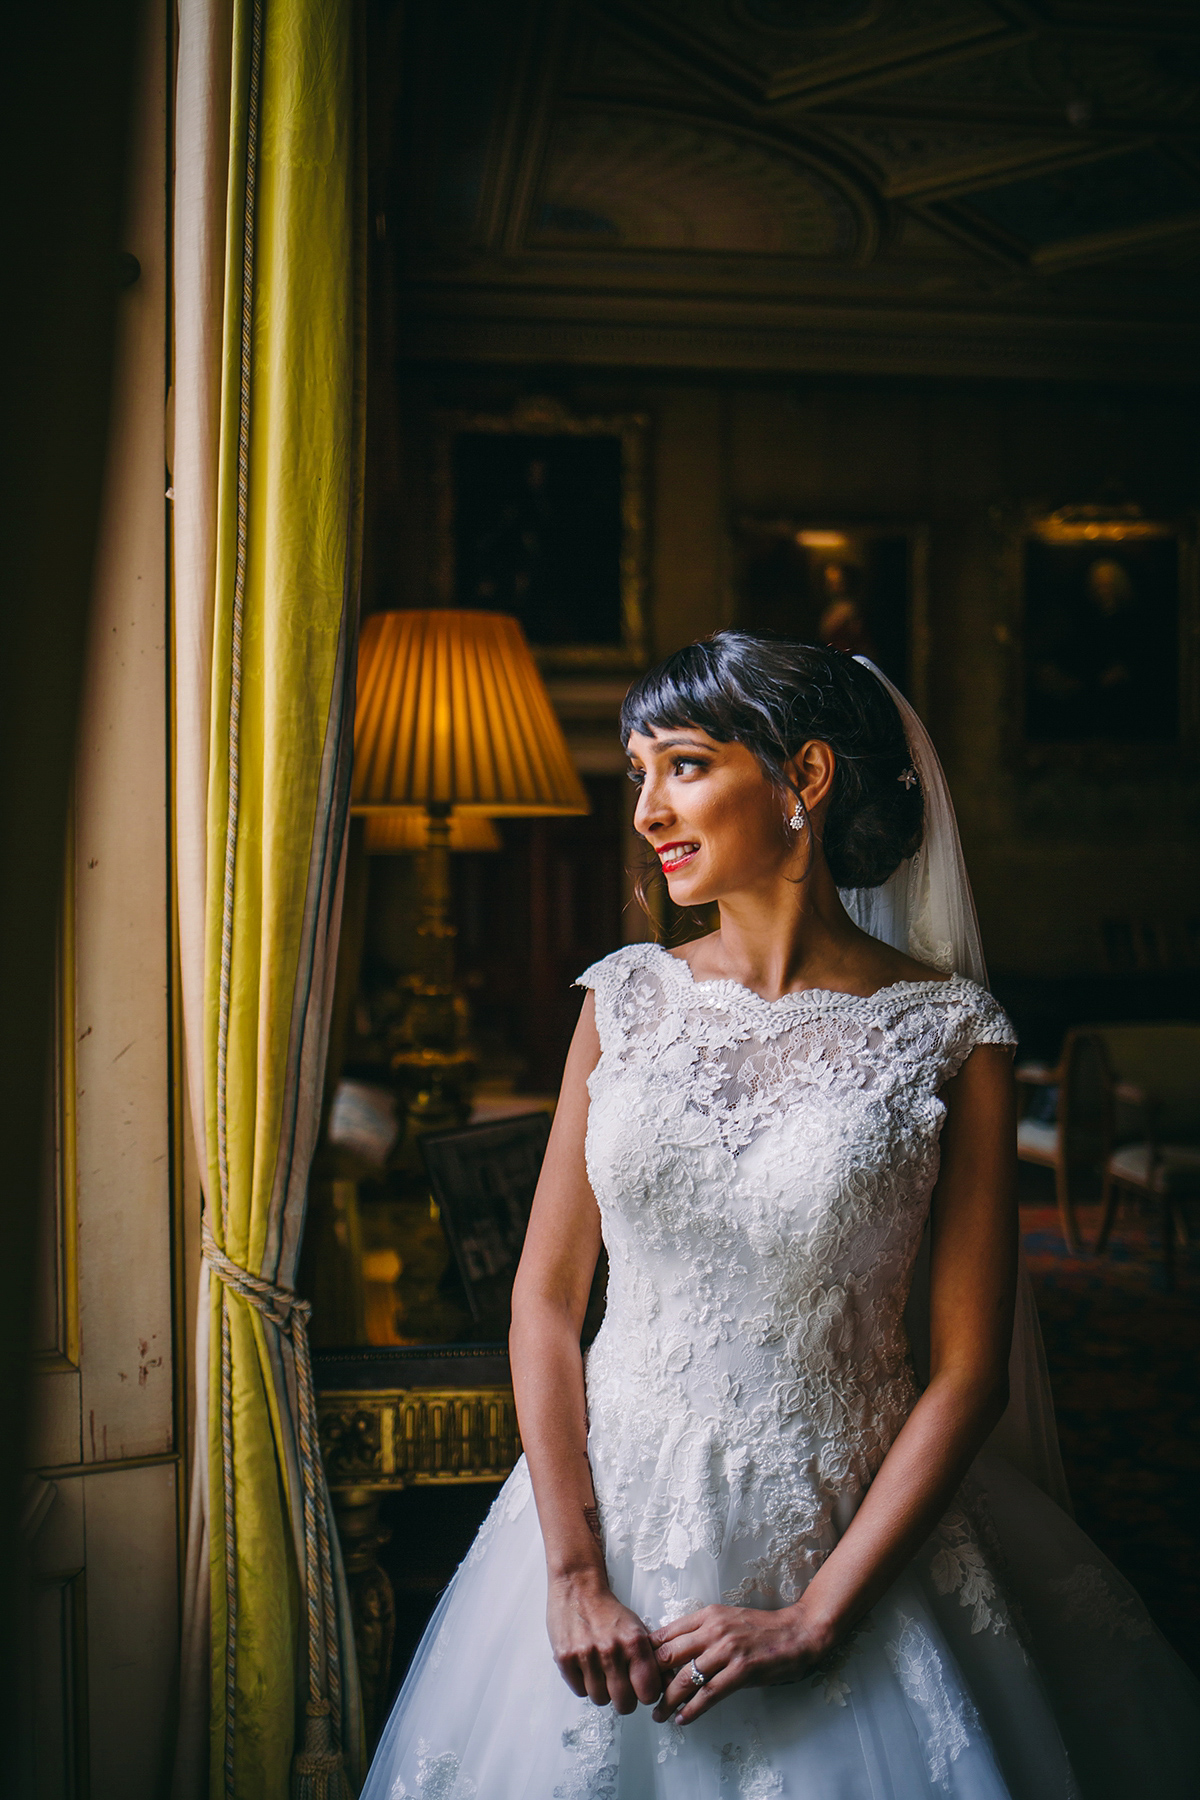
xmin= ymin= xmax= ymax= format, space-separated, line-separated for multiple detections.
xmin=783 ymin=1593 xmax=842 ymax=1661
xmin=547 ymin=1558 xmax=608 ymax=1593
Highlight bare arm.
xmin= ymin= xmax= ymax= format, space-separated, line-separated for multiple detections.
xmin=509 ymin=992 xmax=662 ymax=1714
xmin=652 ymin=1043 xmax=1018 ymax=1724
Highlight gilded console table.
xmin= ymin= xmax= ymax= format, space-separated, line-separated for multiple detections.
xmin=315 ymin=1344 xmax=520 ymax=1742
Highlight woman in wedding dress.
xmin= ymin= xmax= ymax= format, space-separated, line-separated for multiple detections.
xmin=363 ymin=633 xmax=1200 ymax=1800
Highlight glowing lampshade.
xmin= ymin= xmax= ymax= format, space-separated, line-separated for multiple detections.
xmin=364 ymin=811 xmax=502 ymax=854
xmin=352 ymin=610 xmax=589 ymax=817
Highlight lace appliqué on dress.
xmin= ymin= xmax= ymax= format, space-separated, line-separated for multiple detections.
xmin=1047 ymin=1563 xmax=1153 ymax=1642
xmin=578 ymin=946 xmax=1015 ymax=1596
xmin=554 ymin=1709 xmax=619 ymax=1800
xmin=928 ymin=1480 xmax=1024 ymax=1642
xmin=389 ymin=1740 xmax=477 ymax=1800
xmin=653 ymin=1574 xmax=702 ymax=1626
xmin=716 ymin=1733 xmax=784 ymax=1797
xmin=885 ymin=1616 xmax=977 ymax=1789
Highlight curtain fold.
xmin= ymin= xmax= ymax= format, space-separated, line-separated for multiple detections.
xmin=173 ymin=0 xmax=366 ymax=1794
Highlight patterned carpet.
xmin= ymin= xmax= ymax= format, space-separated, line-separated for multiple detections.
xmin=1020 ymin=1179 xmax=1200 ymax=1675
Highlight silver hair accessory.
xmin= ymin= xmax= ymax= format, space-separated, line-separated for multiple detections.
xmin=898 ymin=767 xmax=919 ymax=789
xmin=688 ymin=1659 xmax=707 ymax=1688
xmin=789 ymin=800 xmax=806 ymax=831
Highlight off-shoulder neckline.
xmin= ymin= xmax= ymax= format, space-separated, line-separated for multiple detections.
xmin=633 ymin=940 xmax=966 ymax=1013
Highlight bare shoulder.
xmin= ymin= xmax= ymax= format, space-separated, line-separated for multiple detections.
xmin=886 ymin=947 xmax=953 ymax=986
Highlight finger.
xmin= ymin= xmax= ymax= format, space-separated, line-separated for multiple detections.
xmin=651 ymin=1610 xmax=709 ymax=1649
xmin=628 ymin=1640 xmax=665 ymax=1706
xmin=653 ymin=1628 xmax=705 ymax=1677
xmin=600 ymin=1651 xmax=639 ymax=1717
xmin=581 ymin=1651 xmax=612 ymax=1709
xmin=652 ymin=1662 xmax=709 ymax=1723
xmin=556 ymin=1656 xmax=587 ymax=1699
xmin=677 ymin=1662 xmax=744 ymax=1726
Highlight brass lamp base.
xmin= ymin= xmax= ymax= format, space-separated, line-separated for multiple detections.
xmin=388 ymin=807 xmax=476 ymax=1144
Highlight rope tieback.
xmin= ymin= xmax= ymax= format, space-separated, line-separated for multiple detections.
xmin=202 ymin=1216 xmax=352 ymax=1800
xmin=203 ymin=1216 xmax=312 ymax=1331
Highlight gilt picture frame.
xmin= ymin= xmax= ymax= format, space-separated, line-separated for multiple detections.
xmin=433 ymin=395 xmax=650 ymax=670
xmin=992 ymin=502 xmax=1199 ymax=768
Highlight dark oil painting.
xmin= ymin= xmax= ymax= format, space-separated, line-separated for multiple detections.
xmin=732 ymin=519 xmax=914 ymax=695
xmin=452 ymin=432 xmax=623 ymax=648
xmin=1023 ymin=533 xmax=1179 ymax=744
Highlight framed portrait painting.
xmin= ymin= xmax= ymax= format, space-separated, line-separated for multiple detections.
xmin=1022 ymin=509 xmax=1188 ymax=745
xmin=994 ymin=503 xmax=1198 ymax=762
xmin=434 ymin=396 xmax=649 ymax=669
xmin=730 ymin=517 xmax=930 ymax=712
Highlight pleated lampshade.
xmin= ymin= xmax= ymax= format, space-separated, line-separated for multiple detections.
xmin=352 ymin=610 xmax=589 ymax=817
xmin=364 ymin=811 xmax=502 ymax=854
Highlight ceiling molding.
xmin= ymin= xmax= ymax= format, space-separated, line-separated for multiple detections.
xmin=592 ymin=0 xmax=1030 ymax=112
xmin=389 ymin=0 xmax=1200 ymax=380
xmin=397 ymin=287 xmax=1200 ymax=384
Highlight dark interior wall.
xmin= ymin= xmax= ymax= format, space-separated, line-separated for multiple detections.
xmin=368 ymin=366 xmax=1198 ymax=995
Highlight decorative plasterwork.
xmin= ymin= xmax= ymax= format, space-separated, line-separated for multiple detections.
xmin=927 ymin=143 xmax=1200 ymax=272
xmin=819 ymin=120 xmax=1085 ymax=199
xmin=853 ymin=32 xmax=1200 ymax=126
xmin=562 ymin=13 xmax=711 ymax=106
xmin=530 ymin=106 xmax=878 ymax=259
xmin=600 ymin=0 xmax=1020 ymax=108
xmin=386 ymin=0 xmax=1200 ymax=379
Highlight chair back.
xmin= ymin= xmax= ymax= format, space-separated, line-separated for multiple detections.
xmin=1060 ymin=1029 xmax=1112 ymax=1168
xmin=1082 ymin=1023 xmax=1200 ymax=1141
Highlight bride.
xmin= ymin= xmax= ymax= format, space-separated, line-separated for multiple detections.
xmin=363 ymin=633 xmax=1199 ymax=1799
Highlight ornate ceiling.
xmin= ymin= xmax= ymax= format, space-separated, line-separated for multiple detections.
xmin=379 ymin=0 xmax=1200 ymax=379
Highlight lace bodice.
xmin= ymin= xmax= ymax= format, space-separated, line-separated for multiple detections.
xmin=577 ymin=943 xmax=1016 ymax=1604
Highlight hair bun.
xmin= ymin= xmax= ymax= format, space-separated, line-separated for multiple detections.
xmin=823 ymin=755 xmax=923 ymax=888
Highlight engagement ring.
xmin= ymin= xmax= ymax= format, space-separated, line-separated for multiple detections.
xmin=688 ymin=1659 xmax=706 ymax=1688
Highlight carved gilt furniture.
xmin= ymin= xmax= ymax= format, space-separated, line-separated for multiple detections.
xmin=315 ymin=1344 xmax=519 ymax=1745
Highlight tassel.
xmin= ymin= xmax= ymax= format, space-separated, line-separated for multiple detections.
xmin=291 ymin=1699 xmax=356 ymax=1800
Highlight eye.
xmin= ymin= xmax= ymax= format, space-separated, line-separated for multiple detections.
xmin=672 ymin=756 xmax=707 ymax=777
xmin=626 ymin=766 xmax=645 ymax=787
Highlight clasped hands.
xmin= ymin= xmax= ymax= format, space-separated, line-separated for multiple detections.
xmin=548 ymin=1571 xmax=835 ymax=1726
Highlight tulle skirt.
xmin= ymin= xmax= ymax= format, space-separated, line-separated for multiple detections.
xmin=362 ymin=1451 xmax=1200 ymax=1800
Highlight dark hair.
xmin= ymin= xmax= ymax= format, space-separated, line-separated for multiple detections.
xmin=620 ymin=631 xmax=923 ymax=889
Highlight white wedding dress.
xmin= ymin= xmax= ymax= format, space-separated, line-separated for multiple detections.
xmin=363 ymin=942 xmax=1200 ymax=1800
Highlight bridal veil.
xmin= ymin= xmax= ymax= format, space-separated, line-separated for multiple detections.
xmin=840 ymin=658 xmax=1071 ymax=1513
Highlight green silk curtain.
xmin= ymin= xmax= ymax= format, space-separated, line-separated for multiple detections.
xmin=182 ymin=0 xmax=366 ymax=1792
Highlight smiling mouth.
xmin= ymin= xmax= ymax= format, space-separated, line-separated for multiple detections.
xmin=658 ymin=841 xmax=700 ymax=871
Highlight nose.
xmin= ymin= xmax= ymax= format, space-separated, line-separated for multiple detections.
xmin=633 ymin=767 xmax=673 ymax=840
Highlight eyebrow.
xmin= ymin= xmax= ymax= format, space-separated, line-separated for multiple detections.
xmin=629 ymin=735 xmax=714 ymax=757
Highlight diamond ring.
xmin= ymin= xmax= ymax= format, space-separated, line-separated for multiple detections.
xmin=688 ymin=1658 xmax=706 ymax=1688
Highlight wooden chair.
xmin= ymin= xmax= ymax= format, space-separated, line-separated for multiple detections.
xmin=1015 ymin=1029 xmax=1109 ymax=1253
xmin=1085 ymin=1023 xmax=1200 ymax=1289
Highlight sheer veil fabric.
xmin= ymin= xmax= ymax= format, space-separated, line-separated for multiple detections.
xmin=841 ymin=659 xmax=1070 ymax=1513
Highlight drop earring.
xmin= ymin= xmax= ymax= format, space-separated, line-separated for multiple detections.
xmin=789 ymin=800 xmax=806 ymax=832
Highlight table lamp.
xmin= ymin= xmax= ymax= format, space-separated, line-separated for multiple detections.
xmin=364 ymin=812 xmax=502 ymax=854
xmin=352 ymin=609 xmax=588 ymax=1131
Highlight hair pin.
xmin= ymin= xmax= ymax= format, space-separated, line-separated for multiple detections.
xmin=898 ymin=767 xmax=918 ymax=789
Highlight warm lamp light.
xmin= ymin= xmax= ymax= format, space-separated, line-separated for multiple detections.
xmin=351 ymin=610 xmax=589 ymax=1134
xmin=364 ymin=812 xmax=502 ymax=854
xmin=353 ymin=609 xmax=589 ymax=817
